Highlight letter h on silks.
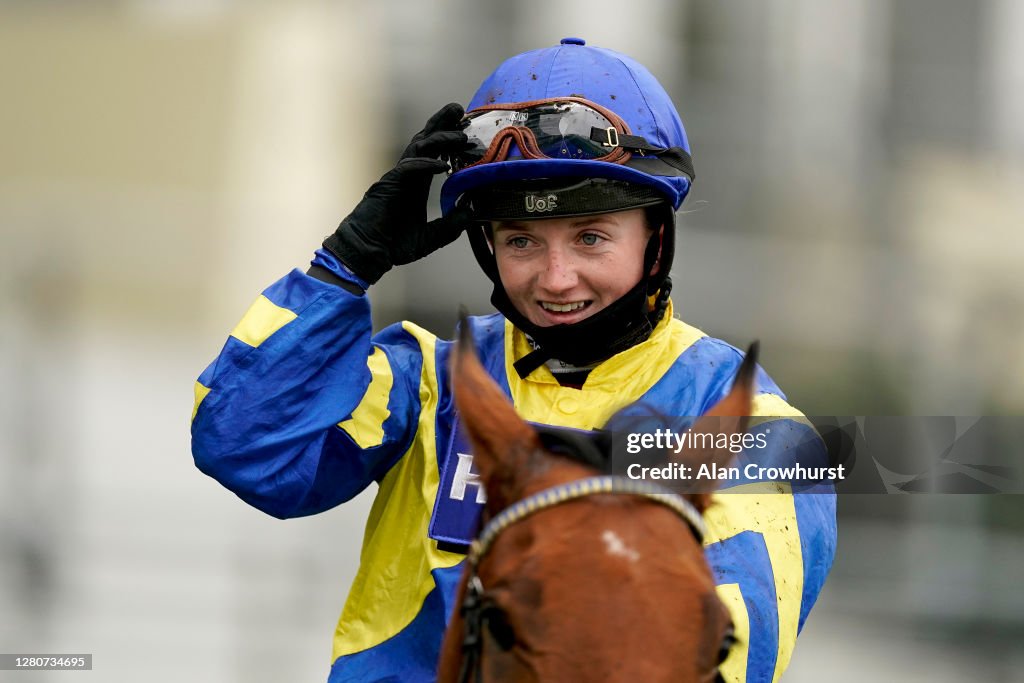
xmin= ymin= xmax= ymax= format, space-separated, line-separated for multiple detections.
xmin=432 ymin=423 xmax=487 ymax=546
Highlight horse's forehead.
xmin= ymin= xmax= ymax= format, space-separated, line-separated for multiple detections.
xmin=473 ymin=504 xmax=724 ymax=680
xmin=486 ymin=500 xmax=705 ymax=579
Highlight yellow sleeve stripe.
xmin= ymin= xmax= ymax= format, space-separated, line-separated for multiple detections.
xmin=191 ymin=382 xmax=211 ymax=423
xmin=716 ymin=582 xmax=749 ymax=683
xmin=750 ymin=393 xmax=815 ymax=431
xmin=752 ymin=393 xmax=803 ymax=417
xmin=337 ymin=347 xmax=393 ymax=449
xmin=229 ymin=295 xmax=298 ymax=348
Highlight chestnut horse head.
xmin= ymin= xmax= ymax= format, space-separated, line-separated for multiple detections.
xmin=437 ymin=321 xmax=758 ymax=682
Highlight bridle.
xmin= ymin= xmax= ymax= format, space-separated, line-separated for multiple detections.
xmin=455 ymin=475 xmax=707 ymax=683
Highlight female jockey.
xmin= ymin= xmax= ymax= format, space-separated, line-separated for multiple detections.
xmin=191 ymin=38 xmax=836 ymax=682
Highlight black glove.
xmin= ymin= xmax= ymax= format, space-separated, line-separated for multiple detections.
xmin=323 ymin=103 xmax=474 ymax=285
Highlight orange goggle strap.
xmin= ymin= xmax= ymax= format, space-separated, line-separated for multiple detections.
xmin=461 ymin=96 xmax=635 ymax=169
xmin=513 ymin=97 xmax=678 ymax=157
xmin=459 ymin=97 xmax=694 ymax=180
xmin=469 ymin=122 xmax=632 ymax=169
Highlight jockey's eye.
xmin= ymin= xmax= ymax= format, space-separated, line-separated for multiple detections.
xmin=482 ymin=604 xmax=516 ymax=651
xmin=718 ymin=626 xmax=737 ymax=665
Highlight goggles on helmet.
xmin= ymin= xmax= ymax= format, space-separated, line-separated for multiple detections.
xmin=450 ymin=97 xmax=692 ymax=177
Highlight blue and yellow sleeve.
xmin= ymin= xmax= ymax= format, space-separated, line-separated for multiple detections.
xmin=190 ymin=268 xmax=423 ymax=518
xmin=704 ymin=388 xmax=837 ymax=682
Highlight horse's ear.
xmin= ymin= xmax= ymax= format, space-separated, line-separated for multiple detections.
xmin=452 ymin=310 xmax=542 ymax=514
xmin=681 ymin=342 xmax=759 ymax=513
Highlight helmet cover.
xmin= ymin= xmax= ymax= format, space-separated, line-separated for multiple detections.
xmin=440 ymin=37 xmax=693 ymax=215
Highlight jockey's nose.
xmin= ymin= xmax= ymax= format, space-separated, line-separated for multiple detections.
xmin=536 ymin=245 xmax=579 ymax=294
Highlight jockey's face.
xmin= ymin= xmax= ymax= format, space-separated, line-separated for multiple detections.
xmin=492 ymin=208 xmax=656 ymax=328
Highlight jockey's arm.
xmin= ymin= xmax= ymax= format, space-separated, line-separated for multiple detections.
xmin=190 ymin=249 xmax=423 ymax=519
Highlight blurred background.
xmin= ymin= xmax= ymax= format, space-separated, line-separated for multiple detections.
xmin=2 ymin=0 xmax=1023 ymax=680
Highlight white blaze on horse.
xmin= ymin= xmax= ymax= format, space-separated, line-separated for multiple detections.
xmin=438 ymin=319 xmax=759 ymax=682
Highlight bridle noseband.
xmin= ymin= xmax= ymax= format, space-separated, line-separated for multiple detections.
xmin=456 ymin=475 xmax=706 ymax=683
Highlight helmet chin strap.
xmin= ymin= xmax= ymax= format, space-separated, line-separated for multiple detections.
xmin=505 ymin=277 xmax=667 ymax=379
xmin=467 ymin=212 xmax=674 ymax=379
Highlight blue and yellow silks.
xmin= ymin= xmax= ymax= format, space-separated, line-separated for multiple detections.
xmin=192 ymin=268 xmax=837 ymax=683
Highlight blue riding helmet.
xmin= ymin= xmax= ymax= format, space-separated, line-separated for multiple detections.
xmin=440 ymin=37 xmax=694 ymax=216
xmin=444 ymin=38 xmax=693 ymax=377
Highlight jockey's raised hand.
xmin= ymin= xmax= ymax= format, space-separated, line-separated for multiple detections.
xmin=323 ymin=102 xmax=474 ymax=284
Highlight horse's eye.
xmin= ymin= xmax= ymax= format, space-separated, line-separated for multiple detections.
xmin=718 ymin=627 xmax=737 ymax=664
xmin=482 ymin=605 xmax=516 ymax=651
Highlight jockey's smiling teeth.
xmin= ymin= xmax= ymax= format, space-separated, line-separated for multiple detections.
xmin=491 ymin=208 xmax=659 ymax=327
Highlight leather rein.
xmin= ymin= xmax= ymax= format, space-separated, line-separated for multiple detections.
xmin=455 ymin=475 xmax=706 ymax=683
